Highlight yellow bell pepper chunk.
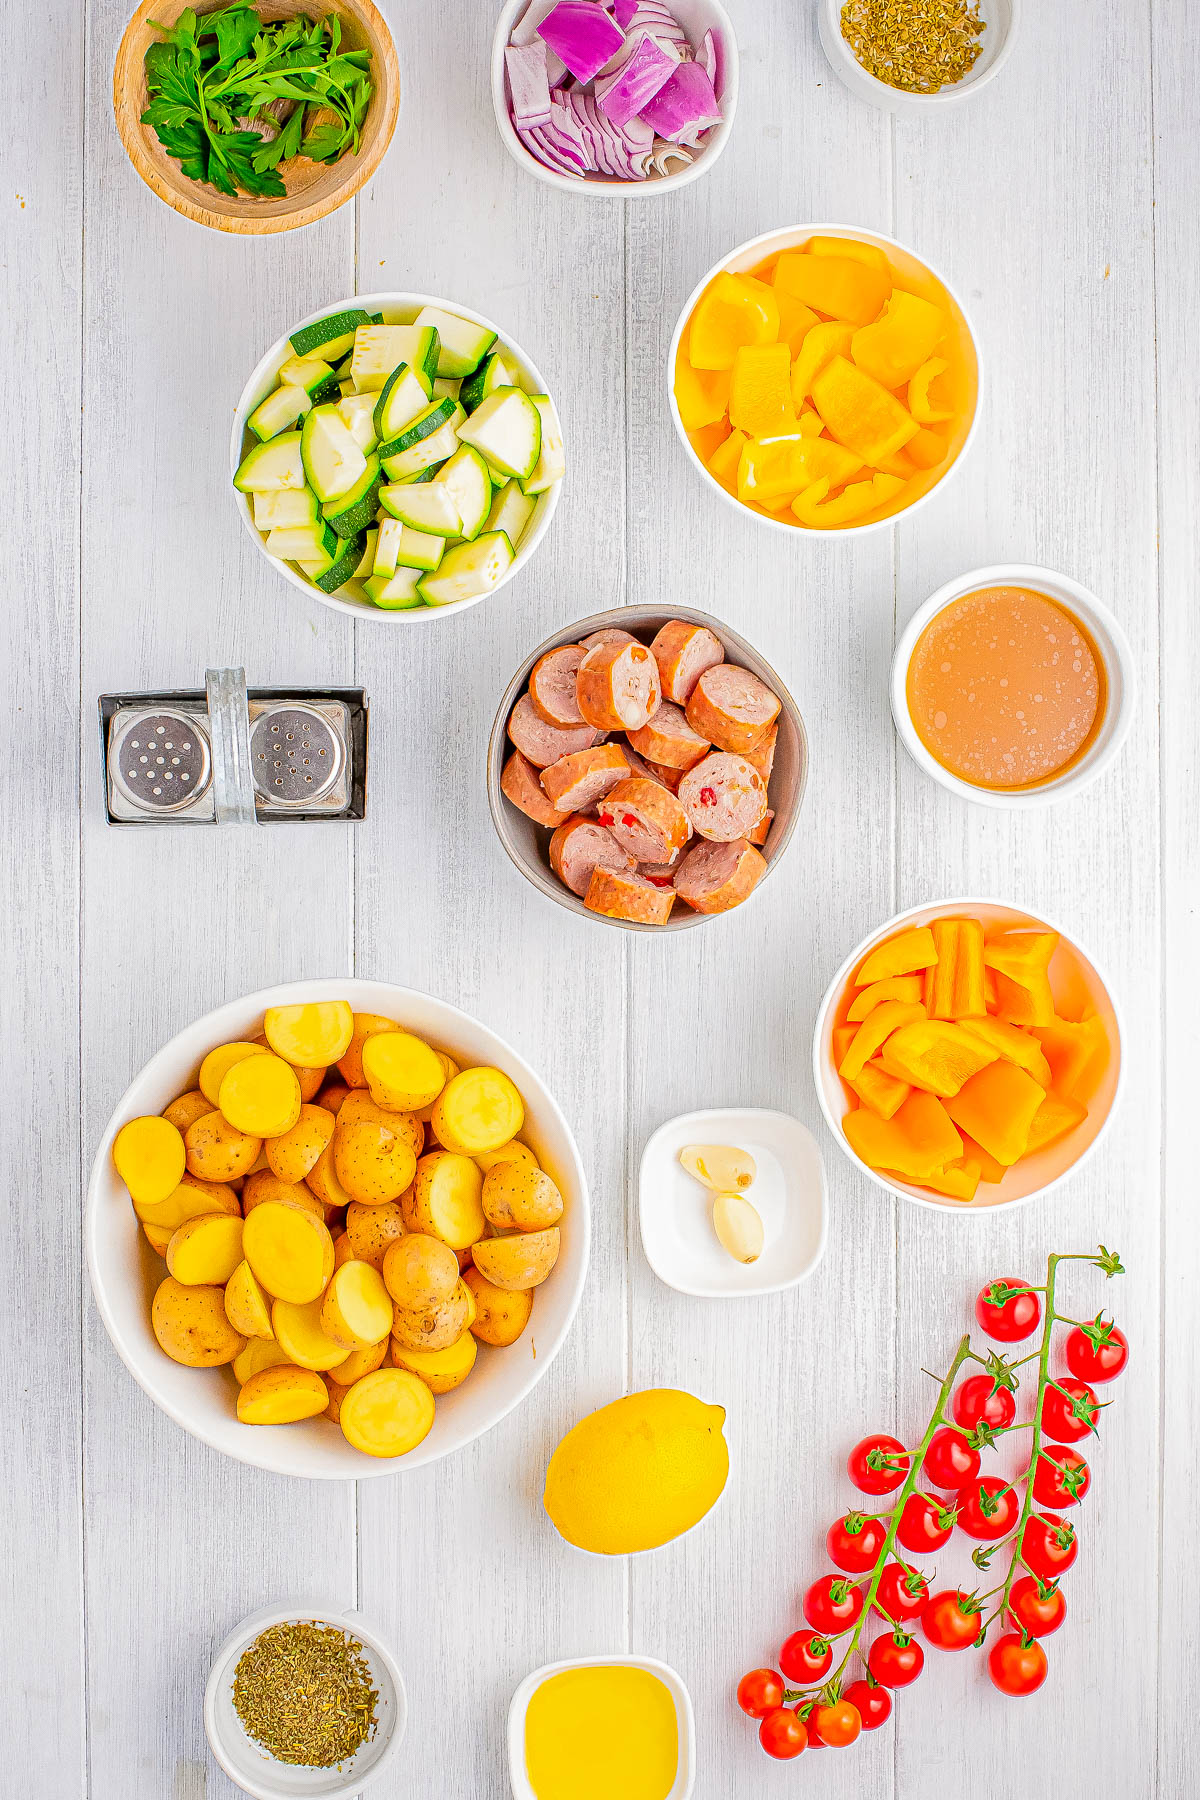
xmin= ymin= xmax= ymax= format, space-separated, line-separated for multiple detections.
xmin=856 ymin=925 xmax=938 ymax=985
xmin=958 ymin=1016 xmax=1053 ymax=1089
xmin=812 ymin=357 xmax=919 ymax=466
xmin=945 ymin=1061 xmax=1046 ymax=1167
xmin=806 ymin=235 xmax=891 ymax=275
xmin=844 ymin=1090 xmax=963 ymax=1181
xmin=772 ymin=287 xmax=820 ymax=355
xmin=791 ymin=322 xmax=855 ymax=408
xmin=1032 ymin=1015 xmax=1109 ymax=1102
xmin=738 ymin=435 xmax=864 ymax=510
xmin=729 ymin=344 xmax=795 ymax=437
xmin=984 ymin=932 xmax=1058 ymax=1028
xmin=878 ymin=1021 xmax=999 ymax=1098
xmin=846 ymin=975 xmax=926 ymax=1021
xmin=851 ymin=291 xmax=945 ymax=389
xmin=838 ymin=1000 xmax=927 ymax=1083
xmin=675 ymin=360 xmax=732 ymax=431
xmin=908 ymin=356 xmax=952 ymax=424
xmin=798 ymin=408 xmax=824 ymax=437
xmin=688 ymin=271 xmax=780 ymax=370
xmin=925 ymin=918 xmax=986 ymax=1019
xmin=907 ymin=428 xmax=948 ymax=468
xmin=1024 ymin=1092 xmax=1088 ymax=1155
xmin=707 ymin=427 xmax=747 ymax=495
xmin=792 ymin=473 xmax=903 ymax=528
xmin=773 ymin=251 xmax=891 ymax=326
xmin=957 ymin=1131 xmax=1008 ymax=1184
xmin=849 ymin=1059 xmax=911 ymax=1120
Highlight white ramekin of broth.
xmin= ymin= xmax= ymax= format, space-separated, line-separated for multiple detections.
xmin=818 ymin=0 xmax=1020 ymax=118
xmin=667 ymin=225 xmax=981 ymax=538
xmin=812 ymin=897 xmax=1124 ymax=1216
xmin=891 ymin=564 xmax=1136 ymax=809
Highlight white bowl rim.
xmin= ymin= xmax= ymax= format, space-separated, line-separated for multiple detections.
xmin=490 ymin=0 xmax=740 ymax=199
xmin=506 ymin=1653 xmax=696 ymax=1800
xmin=203 ymin=1598 xmax=407 ymax=1800
xmin=811 ymin=895 xmax=1126 ymax=1216
xmin=818 ymin=0 xmax=1022 ymax=111
xmin=85 ymin=977 xmax=590 ymax=1478
xmin=637 ymin=1105 xmax=828 ymax=1297
xmin=229 ymin=291 xmax=563 ymax=624
xmin=890 ymin=562 xmax=1137 ymax=809
xmin=666 ymin=223 xmax=983 ymax=538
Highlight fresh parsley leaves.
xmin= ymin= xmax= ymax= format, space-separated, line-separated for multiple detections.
xmin=141 ymin=6 xmax=374 ymax=199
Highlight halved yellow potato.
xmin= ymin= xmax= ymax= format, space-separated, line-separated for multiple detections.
xmin=152 ymin=1277 xmax=244 ymax=1367
xmin=233 ymin=1336 xmax=294 ymax=1386
xmin=198 ymin=1041 xmax=268 ymax=1106
xmin=338 ymin=1368 xmax=435 ymax=1458
xmin=224 ymin=1259 xmax=274 ymax=1337
xmin=481 ymin=1163 xmax=564 ymax=1232
xmin=243 ymin=1200 xmax=334 ymax=1304
xmin=417 ymin=1052 xmax=460 ymax=1123
xmin=431 ymin=1067 xmax=524 ymax=1155
xmin=264 ymin=1001 xmax=355 ymax=1069
xmin=333 ymin=1120 xmax=417 ymax=1206
xmin=391 ymin=1329 xmax=477 ymax=1393
xmin=337 ymin=1013 xmax=399 ymax=1088
xmin=362 ymin=1031 xmax=446 ymax=1113
xmin=320 ymin=1260 xmax=394 ymax=1349
xmin=271 ymin=1296 xmax=349 ymax=1371
xmin=382 ymin=1232 xmax=459 ymax=1311
xmin=185 ymin=1111 xmax=263 ymax=1182
xmin=463 ymin=1266 xmax=533 ymax=1346
xmin=165 ymin=1213 xmax=244 ymax=1285
xmin=219 ymin=1054 xmax=302 ymax=1139
xmin=344 ymin=1200 xmax=406 ymax=1270
xmin=133 ymin=1173 xmax=239 ymax=1230
xmin=336 ymin=1091 xmax=424 ymax=1158
xmin=391 ymin=1277 xmax=473 ymax=1351
xmin=305 ymin=1141 xmax=354 ymax=1211
xmin=243 ymin=1170 xmax=323 ymax=1219
xmin=162 ymin=1090 xmax=217 ymax=1134
xmin=265 ymin=1103 xmax=336 ymax=1183
xmin=328 ymin=1337 xmax=388 ymax=1385
xmin=237 ymin=1364 xmax=328 ymax=1424
xmin=474 ymin=1140 xmax=537 ymax=1175
xmin=114 ymin=1115 xmax=186 ymax=1206
xmin=471 ymin=1227 xmax=560 ymax=1292
xmin=400 ymin=1151 xmax=484 ymax=1250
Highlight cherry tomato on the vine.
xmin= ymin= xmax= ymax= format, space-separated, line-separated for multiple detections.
xmin=1032 ymin=1443 xmax=1091 ymax=1508
xmin=988 ymin=1631 xmax=1048 ymax=1697
xmin=1020 ymin=1511 xmax=1078 ymax=1580
xmin=803 ymin=1574 xmax=864 ymax=1634
xmin=956 ymin=1476 xmax=1020 ymax=1541
xmin=975 ymin=1276 xmax=1042 ymax=1342
xmin=847 ymin=1433 xmax=910 ymax=1495
xmin=737 ymin=1668 xmax=784 ymax=1718
xmin=1065 ymin=1316 xmax=1129 ymax=1383
xmin=952 ymin=1374 xmax=1017 ymax=1432
xmin=921 ymin=1589 xmax=983 ymax=1651
xmin=808 ymin=1699 xmax=861 ymax=1748
xmin=1007 ymin=1574 xmax=1066 ymax=1638
xmin=1040 ymin=1376 xmax=1100 ymax=1443
xmin=759 ymin=1706 xmax=807 ymax=1759
xmin=873 ymin=1561 xmax=929 ymax=1622
xmin=868 ymin=1630 xmax=924 ymax=1688
xmin=779 ymin=1632 xmax=831 ymax=1684
xmin=922 ymin=1426 xmax=981 ymax=1491
xmin=842 ymin=1678 xmax=892 ymax=1730
xmin=896 ymin=1491 xmax=956 ymax=1553
xmin=827 ymin=1510 xmax=887 ymax=1573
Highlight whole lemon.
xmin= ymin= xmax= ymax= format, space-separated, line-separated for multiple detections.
xmin=543 ymin=1388 xmax=728 ymax=1554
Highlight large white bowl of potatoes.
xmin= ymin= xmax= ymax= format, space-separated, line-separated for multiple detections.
xmin=86 ymin=979 xmax=589 ymax=1478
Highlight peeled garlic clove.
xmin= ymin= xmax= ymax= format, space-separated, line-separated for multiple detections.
xmin=712 ymin=1193 xmax=764 ymax=1264
xmin=679 ymin=1144 xmax=757 ymax=1193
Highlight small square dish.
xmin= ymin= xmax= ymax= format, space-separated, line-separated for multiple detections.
xmin=639 ymin=1108 xmax=827 ymax=1298
xmin=508 ymin=1655 xmax=694 ymax=1800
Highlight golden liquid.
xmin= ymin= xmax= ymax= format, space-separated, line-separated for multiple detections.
xmin=906 ymin=586 xmax=1107 ymax=790
xmin=524 ymin=1666 xmax=679 ymax=1800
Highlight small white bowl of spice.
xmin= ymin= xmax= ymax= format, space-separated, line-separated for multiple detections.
xmin=819 ymin=0 xmax=1019 ymax=114
xmin=204 ymin=1602 xmax=406 ymax=1799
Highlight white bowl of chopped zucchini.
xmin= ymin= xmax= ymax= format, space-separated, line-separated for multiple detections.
xmin=230 ymin=295 xmax=565 ymax=619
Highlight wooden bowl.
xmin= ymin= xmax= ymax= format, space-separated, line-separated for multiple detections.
xmin=113 ymin=0 xmax=400 ymax=234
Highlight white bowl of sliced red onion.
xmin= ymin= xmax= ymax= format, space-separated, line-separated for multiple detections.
xmin=492 ymin=0 xmax=738 ymax=195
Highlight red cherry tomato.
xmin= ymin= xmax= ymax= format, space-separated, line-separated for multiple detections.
xmin=847 ymin=1433 xmax=910 ymax=1495
xmin=1065 ymin=1316 xmax=1129 ymax=1383
xmin=842 ymin=1678 xmax=892 ymax=1730
xmin=1007 ymin=1574 xmax=1066 ymax=1638
xmin=803 ymin=1575 xmax=864 ymax=1634
xmin=873 ymin=1561 xmax=929 ymax=1622
xmin=921 ymin=1589 xmax=983 ymax=1651
xmin=779 ymin=1632 xmax=831 ymax=1684
xmin=896 ymin=1491 xmax=956 ymax=1553
xmin=988 ymin=1631 xmax=1048 ymax=1697
xmin=808 ymin=1699 xmax=861 ymax=1748
xmin=868 ymin=1630 xmax=924 ymax=1688
xmin=956 ymin=1476 xmax=1020 ymax=1541
xmin=759 ymin=1706 xmax=807 ymax=1759
xmin=922 ymin=1426 xmax=981 ymax=1491
xmin=952 ymin=1374 xmax=1017 ymax=1432
xmin=1020 ymin=1511 xmax=1078 ymax=1580
xmin=1032 ymin=1443 xmax=1091 ymax=1508
xmin=737 ymin=1668 xmax=784 ymax=1718
xmin=975 ymin=1276 xmax=1042 ymax=1342
xmin=826 ymin=1511 xmax=887 ymax=1573
xmin=1040 ymin=1376 xmax=1100 ymax=1443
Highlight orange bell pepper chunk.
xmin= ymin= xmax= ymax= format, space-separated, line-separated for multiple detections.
xmin=983 ymin=968 xmax=998 ymax=1010
xmin=908 ymin=356 xmax=952 ymax=424
xmin=707 ymin=427 xmax=746 ymax=494
xmin=805 ymin=235 xmax=891 ymax=275
xmin=851 ymin=292 xmax=946 ymax=389
xmin=846 ymin=975 xmax=926 ymax=1022
xmin=729 ymin=343 xmax=795 ymax=437
xmin=1024 ymin=1092 xmax=1088 ymax=1155
xmin=902 ymin=1160 xmax=981 ymax=1203
xmin=956 ymin=1132 xmax=1008 ymax=1184
xmin=675 ymin=360 xmax=732 ymax=431
xmin=856 ymin=925 xmax=939 ymax=986
xmin=1032 ymin=1015 xmax=1109 ymax=1103
xmin=839 ymin=1000 xmax=928 ymax=1082
xmin=878 ymin=1021 xmax=999 ymax=1098
xmin=945 ymin=1061 xmax=1046 ymax=1166
xmin=849 ymin=1059 xmax=911 ymax=1120
xmin=832 ymin=1024 xmax=858 ymax=1067
xmin=985 ymin=931 xmax=1058 ymax=1028
xmin=906 ymin=428 xmax=949 ymax=468
xmin=958 ymin=1016 xmax=1053 ymax=1089
xmin=924 ymin=918 xmax=986 ymax=1018
xmin=772 ymin=287 xmax=820 ymax=355
xmin=811 ymin=357 xmax=919 ymax=467
xmin=844 ymin=1089 xmax=963 ymax=1181
xmin=792 ymin=473 xmax=903 ymax=528
xmin=773 ymin=251 xmax=892 ymax=327
xmin=688 ymin=272 xmax=780 ymax=370
xmin=990 ymin=971 xmax=1054 ymax=1028
xmin=791 ymin=322 xmax=855 ymax=408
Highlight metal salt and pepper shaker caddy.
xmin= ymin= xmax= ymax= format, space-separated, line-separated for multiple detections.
xmin=100 ymin=669 xmax=368 ymax=824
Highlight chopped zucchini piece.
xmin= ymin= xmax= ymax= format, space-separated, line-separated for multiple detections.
xmin=417 ymin=531 xmax=514 ymax=607
xmin=278 ymin=355 xmax=337 ymax=396
xmin=455 ymin=388 xmax=541 ymax=482
xmin=353 ymin=528 xmax=378 ymax=579
xmin=289 ymin=308 xmax=374 ymax=361
xmin=363 ymin=567 xmax=423 ymax=610
xmin=253 ymin=486 xmax=320 ymax=530
xmin=301 ymin=406 xmax=369 ymax=503
xmin=378 ymin=480 xmax=461 ymax=535
xmin=438 ymin=445 xmax=492 ymax=542
xmin=234 ymin=432 xmax=306 ymax=493
xmin=374 ymin=517 xmax=403 ymax=578
xmin=393 ymin=524 xmax=445 ymax=571
xmin=485 ymin=479 xmax=536 ymax=547
xmin=373 ymin=362 xmax=433 ymax=441
xmin=379 ymin=401 xmax=465 ymax=481
xmin=521 ymin=396 xmax=566 ymax=495
xmin=248 ymin=384 xmax=312 ymax=442
xmin=460 ymin=349 xmax=524 ymax=413
xmin=266 ymin=519 xmax=338 ymax=565
xmin=311 ymin=530 xmax=367 ymax=594
xmin=335 ymin=392 xmax=379 ymax=454
xmin=413 ymin=306 xmax=497 ymax=379
xmin=350 ymin=325 xmax=440 ymax=393
xmin=321 ymin=454 xmax=381 ymax=537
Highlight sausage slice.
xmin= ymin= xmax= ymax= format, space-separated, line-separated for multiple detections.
xmin=584 ymin=865 xmax=676 ymax=925
xmin=501 ymin=750 xmax=573 ymax=828
xmin=576 ymin=640 xmax=661 ymax=733
xmin=507 ymin=692 xmax=598 ymax=768
xmin=549 ymin=816 xmax=635 ymax=896
xmin=529 ymin=645 xmax=588 ymax=728
xmin=627 ymin=700 xmax=711 ymax=771
xmin=540 ymin=743 xmax=630 ymax=812
xmin=747 ymin=808 xmax=774 ymax=846
xmin=650 ymin=620 xmax=725 ymax=704
xmin=685 ymin=665 xmax=781 ymax=754
xmin=743 ymin=721 xmax=778 ymax=783
xmin=578 ymin=627 xmax=638 ymax=651
xmin=678 ymin=752 xmax=768 ymax=842
xmin=642 ymin=757 xmax=684 ymax=793
xmin=674 ymin=839 xmax=768 ymax=914
xmin=597 ymin=777 xmax=691 ymax=864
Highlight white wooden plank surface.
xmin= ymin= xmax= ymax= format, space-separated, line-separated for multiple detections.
xmin=0 ymin=0 xmax=1194 ymax=1796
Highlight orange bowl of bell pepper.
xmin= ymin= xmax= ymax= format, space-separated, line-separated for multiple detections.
xmin=813 ymin=900 xmax=1123 ymax=1213
xmin=668 ymin=225 xmax=980 ymax=535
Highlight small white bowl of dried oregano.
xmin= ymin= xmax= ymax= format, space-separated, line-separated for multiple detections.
xmin=819 ymin=0 xmax=1020 ymax=115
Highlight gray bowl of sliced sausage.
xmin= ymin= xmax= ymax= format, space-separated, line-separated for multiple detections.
xmin=487 ymin=606 xmax=809 ymax=931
